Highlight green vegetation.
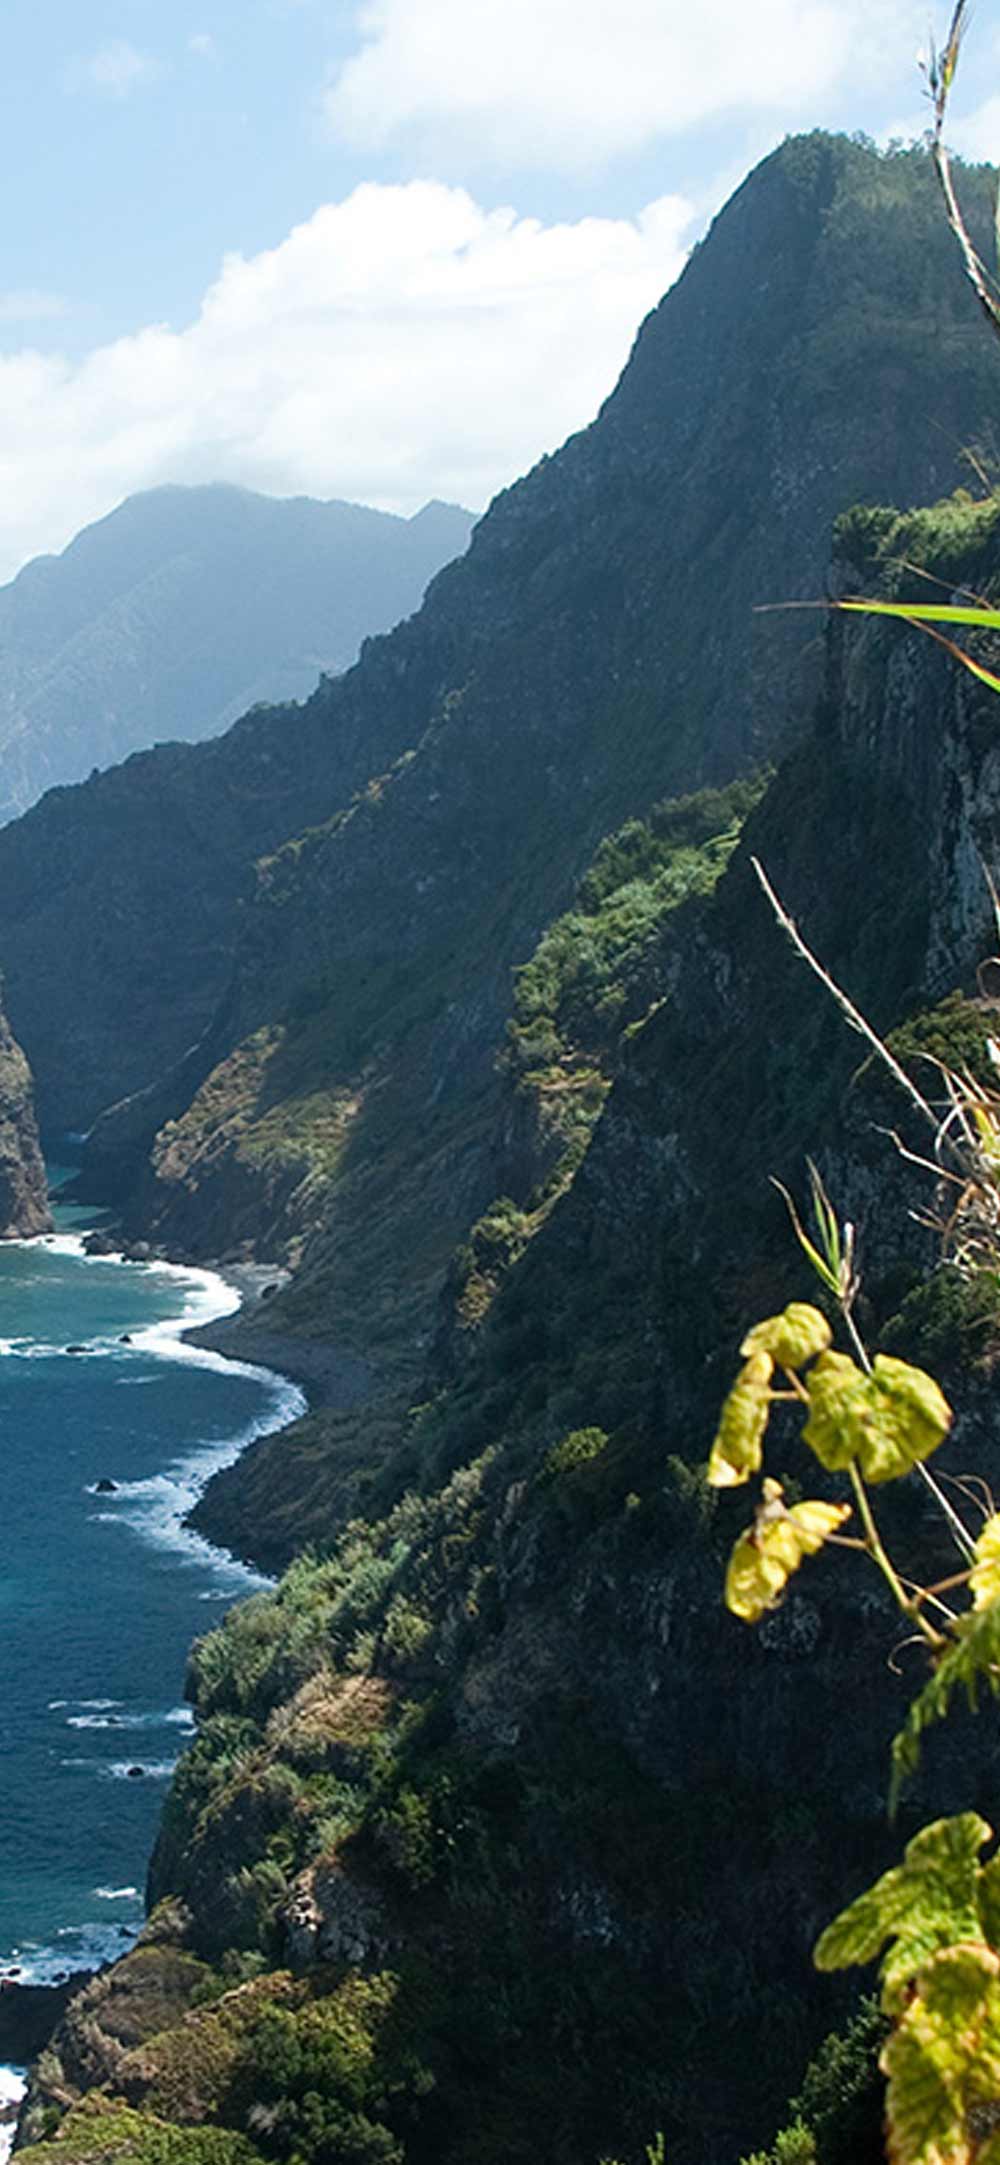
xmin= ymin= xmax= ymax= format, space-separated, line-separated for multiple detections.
xmin=443 ymin=775 xmax=767 ymax=1352
xmin=509 ymin=775 xmax=766 ymax=1086
xmin=19 ymin=2102 xmax=266 ymax=2165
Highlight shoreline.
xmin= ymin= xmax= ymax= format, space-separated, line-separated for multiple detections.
xmin=0 ymin=1223 xmax=334 ymax=2126
xmin=0 ymin=1231 xmax=303 ymax=1987
xmin=182 ymin=1298 xmax=374 ymax=1414
xmin=0 ymin=2067 xmax=26 ymax=2165
xmin=25 ymin=1230 xmax=308 ymax=1589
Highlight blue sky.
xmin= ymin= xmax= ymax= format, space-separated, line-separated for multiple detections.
xmin=0 ymin=0 xmax=995 ymax=578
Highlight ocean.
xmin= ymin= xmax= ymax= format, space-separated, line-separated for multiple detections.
xmin=0 ymin=1195 xmax=303 ymax=1991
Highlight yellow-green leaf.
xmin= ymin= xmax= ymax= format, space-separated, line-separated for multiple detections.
xmin=978 ymin=1854 xmax=1000 ymax=1954
xmin=707 ymin=1351 xmax=774 ymax=1488
xmin=724 ymin=1480 xmax=849 ymax=1622
xmin=740 ymin=1302 xmax=832 ymax=1370
xmin=970 ymin=1516 xmax=1000 ymax=1611
xmin=802 ymin=1351 xmax=952 ymax=1484
xmin=882 ymin=2002 xmax=968 ymax=2165
xmin=883 ymin=1944 xmax=1000 ymax=2165
xmin=801 ymin=1350 xmax=869 ymax=1471
xmin=870 ymin=1356 xmax=953 ymax=1470
xmin=814 ymin=1815 xmax=992 ymax=2014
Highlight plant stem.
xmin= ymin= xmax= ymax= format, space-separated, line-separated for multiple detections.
xmin=781 ymin=1367 xmax=811 ymax=1405
xmin=842 ymin=1305 xmax=871 ymax=1374
xmin=848 ymin=1462 xmax=944 ymax=1649
xmin=916 ymin=1569 xmax=974 ymax=1600
xmin=897 ymin=1572 xmax=963 ymax=1625
xmin=751 ymin=859 xmax=940 ymax=1133
xmin=913 ymin=1461 xmax=979 ymax=1565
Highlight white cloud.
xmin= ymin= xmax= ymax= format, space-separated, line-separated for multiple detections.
xmin=948 ymin=94 xmax=1000 ymax=163
xmin=188 ymin=32 xmax=217 ymax=59
xmin=324 ymin=0 xmax=918 ymax=170
xmin=0 ymin=181 xmax=695 ymax=582
xmin=75 ymin=40 xmax=161 ymax=98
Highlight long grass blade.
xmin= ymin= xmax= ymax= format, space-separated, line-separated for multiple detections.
xmin=837 ymin=601 xmax=1000 ymax=629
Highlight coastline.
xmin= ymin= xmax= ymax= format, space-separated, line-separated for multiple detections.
xmin=183 ymin=1296 xmax=374 ymax=1413
xmin=0 ymin=1231 xmax=303 ymax=2003
xmin=180 ymin=1277 xmax=377 ymax=1575
xmin=0 ymin=1252 xmax=373 ymax=2146
xmin=24 ymin=1232 xmax=309 ymax=1590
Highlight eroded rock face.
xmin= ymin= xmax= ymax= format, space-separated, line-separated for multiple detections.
xmin=0 ymin=999 xmax=49 ymax=1237
xmin=284 ymin=1861 xmax=392 ymax=1972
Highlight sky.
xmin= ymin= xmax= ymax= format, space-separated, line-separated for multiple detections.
xmin=0 ymin=0 xmax=998 ymax=581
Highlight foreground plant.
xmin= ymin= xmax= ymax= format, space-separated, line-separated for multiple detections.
xmin=707 ymin=1155 xmax=1000 ymax=2161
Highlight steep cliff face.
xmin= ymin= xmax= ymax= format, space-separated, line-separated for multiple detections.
xmin=22 ymin=497 xmax=1000 ymax=2165
xmin=0 ymin=996 xmax=50 ymax=1237
xmin=0 ymin=135 xmax=997 ymax=1153
xmin=97 ymin=141 xmax=1000 ymax=1371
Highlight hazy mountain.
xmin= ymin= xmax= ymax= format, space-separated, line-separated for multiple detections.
xmin=0 ymin=485 xmax=473 ymax=823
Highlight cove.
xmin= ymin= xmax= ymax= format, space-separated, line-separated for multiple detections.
xmin=0 ymin=1217 xmax=304 ymax=1982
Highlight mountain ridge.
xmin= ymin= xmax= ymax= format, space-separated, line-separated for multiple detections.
xmin=0 ymin=484 xmax=473 ymax=826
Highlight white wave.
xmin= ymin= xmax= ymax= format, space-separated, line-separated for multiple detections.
xmin=67 ymin=1706 xmax=193 ymax=1734
xmin=28 ymin=1233 xmax=101 ymax=1258
xmin=91 ymin=1367 xmax=303 ymax=1592
xmin=0 ymin=1339 xmax=120 ymax=1360
xmin=0 ymin=2067 xmax=25 ymax=2165
xmin=13 ymin=1225 xmax=303 ymax=1588
xmin=106 ymin=1760 xmax=177 ymax=1782
xmin=94 ymin=1887 xmax=138 ymax=1902
xmin=0 ymin=1917 xmax=139 ymax=1986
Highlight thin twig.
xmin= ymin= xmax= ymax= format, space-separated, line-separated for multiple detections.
xmin=913 ymin=1461 xmax=979 ymax=1564
xmin=927 ymin=0 xmax=1000 ymax=343
xmin=751 ymin=858 xmax=940 ymax=1132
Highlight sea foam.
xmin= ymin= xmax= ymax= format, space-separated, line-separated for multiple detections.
xmin=1 ymin=1224 xmax=303 ymax=1988
xmin=0 ymin=2067 xmax=26 ymax=2165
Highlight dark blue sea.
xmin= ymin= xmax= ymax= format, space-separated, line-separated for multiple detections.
xmin=0 ymin=1188 xmax=303 ymax=1992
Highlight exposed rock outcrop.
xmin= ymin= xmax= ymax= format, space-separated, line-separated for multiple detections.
xmin=0 ymin=996 xmax=49 ymax=1236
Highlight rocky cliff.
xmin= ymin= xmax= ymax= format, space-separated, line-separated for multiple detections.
xmin=111 ymin=141 xmax=1000 ymax=1393
xmin=0 ymin=993 xmax=50 ymax=1237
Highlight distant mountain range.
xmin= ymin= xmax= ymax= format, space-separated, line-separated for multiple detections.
xmin=0 ymin=486 xmax=473 ymax=823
